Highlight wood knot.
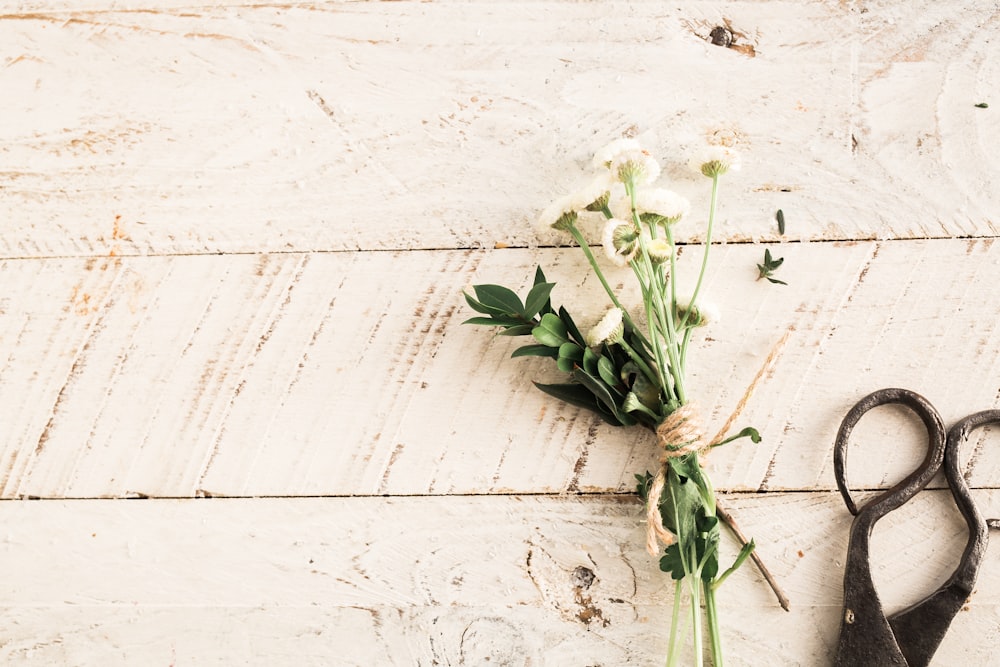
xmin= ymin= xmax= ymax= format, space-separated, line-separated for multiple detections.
xmin=709 ymin=26 xmax=733 ymax=47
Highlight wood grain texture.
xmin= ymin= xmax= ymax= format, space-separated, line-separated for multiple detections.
xmin=1 ymin=0 xmax=999 ymax=663
xmin=0 ymin=493 xmax=997 ymax=665
xmin=1 ymin=240 xmax=998 ymax=498
xmin=0 ymin=1 xmax=997 ymax=258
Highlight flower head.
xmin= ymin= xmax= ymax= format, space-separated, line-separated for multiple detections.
xmin=645 ymin=237 xmax=673 ymax=265
xmin=610 ymin=149 xmax=661 ymax=186
xmin=592 ymin=138 xmax=643 ymax=169
xmin=569 ymin=172 xmax=614 ymax=212
xmin=536 ymin=195 xmax=578 ymax=233
xmin=602 ymin=218 xmax=641 ymax=266
xmin=634 ymin=188 xmax=691 ymax=226
xmin=593 ymin=138 xmax=661 ymax=186
xmin=675 ymin=297 xmax=720 ymax=327
xmin=691 ymin=145 xmax=741 ymax=178
xmin=586 ymin=307 xmax=625 ymax=346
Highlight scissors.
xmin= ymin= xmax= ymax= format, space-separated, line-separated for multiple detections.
xmin=832 ymin=388 xmax=1000 ymax=667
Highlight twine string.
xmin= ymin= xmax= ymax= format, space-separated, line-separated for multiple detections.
xmin=645 ymin=403 xmax=714 ymax=555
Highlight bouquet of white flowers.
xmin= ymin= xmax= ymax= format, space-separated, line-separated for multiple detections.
xmin=465 ymin=138 xmax=782 ymax=666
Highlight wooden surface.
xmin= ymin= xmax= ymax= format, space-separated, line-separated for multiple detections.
xmin=1 ymin=1 xmax=998 ymax=664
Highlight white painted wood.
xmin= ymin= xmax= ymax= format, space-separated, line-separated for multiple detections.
xmin=0 ymin=493 xmax=997 ymax=665
xmin=1 ymin=240 xmax=998 ymax=498
xmin=0 ymin=1 xmax=996 ymax=258
xmin=0 ymin=0 xmax=998 ymax=663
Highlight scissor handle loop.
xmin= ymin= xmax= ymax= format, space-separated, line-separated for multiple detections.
xmin=834 ymin=388 xmax=946 ymax=516
xmin=946 ymin=410 xmax=1000 ymax=542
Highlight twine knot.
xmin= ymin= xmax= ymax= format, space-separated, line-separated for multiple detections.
xmin=645 ymin=403 xmax=717 ymax=556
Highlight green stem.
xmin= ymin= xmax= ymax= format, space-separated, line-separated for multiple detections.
xmin=666 ymin=579 xmax=684 ymax=667
xmin=705 ymin=582 xmax=724 ymax=666
xmin=690 ymin=568 xmax=704 ymax=667
xmin=628 ymin=188 xmax=685 ymax=405
xmin=618 ymin=336 xmax=660 ymax=388
xmin=567 ymin=221 xmax=653 ymax=352
xmin=679 ymin=174 xmax=720 ymax=331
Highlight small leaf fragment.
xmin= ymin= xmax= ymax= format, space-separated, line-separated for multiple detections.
xmin=776 ymin=209 xmax=785 ymax=235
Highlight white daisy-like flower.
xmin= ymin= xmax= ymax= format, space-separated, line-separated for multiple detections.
xmin=691 ymin=145 xmax=741 ymax=178
xmin=592 ymin=138 xmax=643 ymax=169
xmin=568 ymin=172 xmax=614 ymax=212
xmin=610 ymin=148 xmax=661 ymax=186
xmin=536 ymin=194 xmax=578 ymax=233
xmin=675 ymin=297 xmax=721 ymax=327
xmin=602 ymin=218 xmax=640 ymax=267
xmin=586 ymin=307 xmax=625 ymax=347
xmin=634 ymin=188 xmax=691 ymax=224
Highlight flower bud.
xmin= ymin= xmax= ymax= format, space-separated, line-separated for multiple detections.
xmin=675 ymin=298 xmax=720 ymax=327
xmin=645 ymin=238 xmax=673 ymax=265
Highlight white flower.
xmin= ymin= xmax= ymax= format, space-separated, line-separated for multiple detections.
xmin=610 ymin=149 xmax=661 ymax=186
xmin=586 ymin=307 xmax=625 ymax=346
xmin=691 ymin=145 xmax=741 ymax=178
xmin=536 ymin=194 xmax=578 ymax=233
xmin=593 ymin=138 xmax=661 ymax=186
xmin=602 ymin=218 xmax=640 ymax=266
xmin=592 ymin=138 xmax=642 ymax=169
xmin=675 ymin=297 xmax=720 ymax=327
xmin=568 ymin=172 xmax=614 ymax=212
xmin=634 ymin=188 xmax=690 ymax=224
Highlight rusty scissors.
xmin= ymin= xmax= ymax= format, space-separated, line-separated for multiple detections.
xmin=832 ymin=388 xmax=1000 ymax=666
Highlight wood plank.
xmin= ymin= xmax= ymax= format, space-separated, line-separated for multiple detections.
xmin=0 ymin=1 xmax=996 ymax=258
xmin=0 ymin=493 xmax=997 ymax=664
xmin=2 ymin=239 xmax=1000 ymax=498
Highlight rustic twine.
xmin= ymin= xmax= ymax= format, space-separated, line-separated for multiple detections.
xmin=645 ymin=403 xmax=713 ymax=555
xmin=645 ymin=329 xmax=792 ymax=557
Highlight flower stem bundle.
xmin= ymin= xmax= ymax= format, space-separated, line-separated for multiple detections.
xmin=465 ymin=138 xmax=761 ymax=666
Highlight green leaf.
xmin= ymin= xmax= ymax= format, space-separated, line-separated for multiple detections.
xmin=462 ymin=316 xmax=502 ymax=326
xmin=766 ymin=276 xmax=788 ymax=286
xmin=658 ymin=466 xmax=702 ymax=537
xmin=635 ymin=471 xmax=654 ymax=502
xmin=524 ymin=282 xmax=557 ymax=319
xmin=659 ymin=543 xmax=687 ymax=580
xmin=533 ymin=265 xmax=548 ymax=286
xmin=712 ymin=426 xmax=762 ymax=448
xmin=558 ymin=342 xmax=584 ymax=362
xmin=464 ymin=291 xmax=507 ymax=316
xmin=582 ymin=347 xmax=601 ymax=376
xmin=532 ymin=382 xmax=622 ymax=425
xmin=776 ymin=209 xmax=785 ymax=235
xmin=699 ymin=534 xmax=720 ymax=581
xmin=623 ymin=392 xmax=660 ymax=420
xmin=573 ymin=368 xmax=632 ymax=425
xmin=713 ymin=539 xmax=756 ymax=589
xmin=556 ymin=356 xmax=577 ymax=373
xmin=532 ymin=312 xmax=569 ymax=347
xmin=498 ymin=324 xmax=536 ymax=336
xmin=511 ymin=344 xmax=558 ymax=359
xmin=597 ymin=355 xmax=618 ymax=387
xmin=473 ymin=284 xmax=525 ymax=317
xmin=558 ymin=306 xmax=587 ymax=347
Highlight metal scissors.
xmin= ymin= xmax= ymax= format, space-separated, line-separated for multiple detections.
xmin=832 ymin=388 xmax=1000 ymax=666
